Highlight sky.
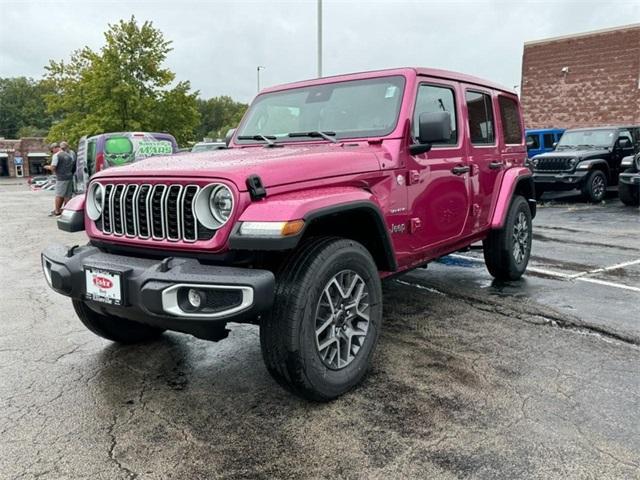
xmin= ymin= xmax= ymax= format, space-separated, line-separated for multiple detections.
xmin=0 ymin=0 xmax=638 ymax=103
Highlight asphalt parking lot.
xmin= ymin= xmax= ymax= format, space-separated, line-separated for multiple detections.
xmin=1 ymin=181 xmax=639 ymax=479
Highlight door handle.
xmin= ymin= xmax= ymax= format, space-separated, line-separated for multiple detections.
xmin=489 ymin=161 xmax=504 ymax=170
xmin=451 ymin=165 xmax=471 ymax=175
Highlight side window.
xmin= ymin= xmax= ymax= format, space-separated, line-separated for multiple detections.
xmin=526 ymin=134 xmax=540 ymax=149
xmin=543 ymin=133 xmax=555 ymax=148
xmin=618 ymin=129 xmax=633 ymax=145
xmin=466 ymin=91 xmax=495 ymax=145
xmin=413 ymin=84 xmax=457 ymax=145
xmin=87 ymin=140 xmax=97 ymax=175
xmin=498 ymin=96 xmax=522 ymax=144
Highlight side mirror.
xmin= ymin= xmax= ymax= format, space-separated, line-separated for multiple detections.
xmin=553 ymin=142 xmax=558 ymax=148
xmin=410 ymin=112 xmax=451 ymax=155
xmin=225 ymin=128 xmax=236 ymax=147
xmin=617 ymin=137 xmax=631 ymax=149
xmin=526 ymin=139 xmax=535 ymax=149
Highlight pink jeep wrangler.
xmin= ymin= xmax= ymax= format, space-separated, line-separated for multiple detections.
xmin=42 ymin=68 xmax=535 ymax=401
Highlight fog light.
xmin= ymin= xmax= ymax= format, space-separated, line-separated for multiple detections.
xmin=187 ymin=288 xmax=203 ymax=309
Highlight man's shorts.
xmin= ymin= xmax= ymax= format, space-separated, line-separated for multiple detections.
xmin=55 ymin=179 xmax=73 ymax=198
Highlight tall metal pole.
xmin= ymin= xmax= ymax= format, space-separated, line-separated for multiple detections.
xmin=257 ymin=66 xmax=265 ymax=92
xmin=317 ymin=0 xmax=323 ymax=77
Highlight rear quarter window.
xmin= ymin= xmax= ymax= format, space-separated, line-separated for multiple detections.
xmin=498 ymin=96 xmax=522 ymax=144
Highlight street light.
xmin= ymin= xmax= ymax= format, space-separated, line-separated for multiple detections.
xmin=257 ymin=65 xmax=266 ymax=92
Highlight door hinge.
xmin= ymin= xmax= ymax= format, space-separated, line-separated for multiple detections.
xmin=472 ymin=204 xmax=480 ymax=217
xmin=410 ymin=217 xmax=422 ymax=233
xmin=408 ymin=170 xmax=421 ymax=185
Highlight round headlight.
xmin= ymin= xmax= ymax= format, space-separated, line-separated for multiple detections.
xmin=531 ymin=158 xmax=539 ymax=167
xmin=193 ymin=183 xmax=235 ymax=230
xmin=209 ymin=185 xmax=233 ymax=224
xmin=86 ymin=182 xmax=105 ymax=221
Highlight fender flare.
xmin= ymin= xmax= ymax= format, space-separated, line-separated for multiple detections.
xmin=490 ymin=168 xmax=536 ymax=229
xmin=576 ymin=159 xmax=610 ymax=177
xmin=229 ymin=188 xmax=397 ymax=271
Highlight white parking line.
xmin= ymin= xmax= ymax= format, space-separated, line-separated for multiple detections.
xmin=568 ymin=259 xmax=640 ymax=279
xmin=574 ymin=277 xmax=640 ymax=293
xmin=447 ymin=254 xmax=640 ymax=293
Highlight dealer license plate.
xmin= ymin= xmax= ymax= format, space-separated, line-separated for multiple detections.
xmin=85 ymin=267 xmax=123 ymax=305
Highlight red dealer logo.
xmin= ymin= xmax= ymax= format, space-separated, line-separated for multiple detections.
xmin=93 ymin=276 xmax=113 ymax=289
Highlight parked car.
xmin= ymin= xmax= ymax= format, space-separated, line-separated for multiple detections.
xmin=619 ymin=152 xmax=640 ymax=206
xmin=191 ymin=141 xmax=227 ymax=152
xmin=42 ymin=67 xmax=535 ymax=401
xmin=74 ymin=132 xmax=179 ymax=193
xmin=525 ymin=128 xmax=565 ymax=158
xmin=529 ymin=126 xmax=640 ymax=202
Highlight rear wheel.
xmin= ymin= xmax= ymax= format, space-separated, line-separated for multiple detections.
xmin=483 ymin=195 xmax=532 ymax=281
xmin=619 ymin=170 xmax=639 ymax=206
xmin=73 ymin=300 xmax=165 ymax=343
xmin=581 ymin=170 xmax=607 ymax=202
xmin=260 ymin=237 xmax=382 ymax=401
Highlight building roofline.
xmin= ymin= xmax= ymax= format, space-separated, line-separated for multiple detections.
xmin=524 ymin=23 xmax=640 ymax=46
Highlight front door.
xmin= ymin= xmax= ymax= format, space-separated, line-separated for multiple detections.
xmin=463 ymin=88 xmax=501 ymax=232
xmin=407 ymin=80 xmax=471 ymax=257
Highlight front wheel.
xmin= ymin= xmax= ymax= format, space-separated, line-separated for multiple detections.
xmin=483 ymin=195 xmax=532 ymax=281
xmin=581 ymin=170 xmax=607 ymax=202
xmin=73 ymin=300 xmax=165 ymax=343
xmin=260 ymin=237 xmax=382 ymax=401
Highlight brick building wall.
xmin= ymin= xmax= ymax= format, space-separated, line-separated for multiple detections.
xmin=521 ymin=24 xmax=640 ymax=129
xmin=0 ymin=138 xmax=50 ymax=177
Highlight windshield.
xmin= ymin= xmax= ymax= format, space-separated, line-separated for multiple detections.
xmin=556 ymin=129 xmax=616 ymax=149
xmin=236 ymin=75 xmax=406 ymax=143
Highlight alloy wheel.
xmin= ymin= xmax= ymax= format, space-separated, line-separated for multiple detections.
xmin=314 ymin=270 xmax=370 ymax=370
xmin=592 ymin=174 xmax=606 ymax=200
xmin=512 ymin=212 xmax=529 ymax=265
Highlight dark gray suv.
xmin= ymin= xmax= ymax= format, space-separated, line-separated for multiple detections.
xmin=529 ymin=126 xmax=639 ymax=202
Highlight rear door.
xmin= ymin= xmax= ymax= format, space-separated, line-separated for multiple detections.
xmin=407 ymin=79 xmax=471 ymax=253
xmin=463 ymin=87 xmax=500 ymax=232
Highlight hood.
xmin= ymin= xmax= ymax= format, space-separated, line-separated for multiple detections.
xmin=533 ymin=148 xmax=610 ymax=160
xmin=93 ymin=143 xmax=383 ymax=190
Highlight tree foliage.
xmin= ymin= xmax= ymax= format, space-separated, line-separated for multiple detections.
xmin=0 ymin=77 xmax=53 ymax=138
xmin=44 ymin=16 xmax=200 ymax=146
xmin=196 ymin=96 xmax=248 ymax=141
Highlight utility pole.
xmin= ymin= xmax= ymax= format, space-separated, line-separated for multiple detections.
xmin=257 ymin=66 xmax=265 ymax=92
xmin=317 ymin=0 xmax=323 ymax=77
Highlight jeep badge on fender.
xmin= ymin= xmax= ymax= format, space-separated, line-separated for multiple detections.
xmin=42 ymin=68 xmax=535 ymax=401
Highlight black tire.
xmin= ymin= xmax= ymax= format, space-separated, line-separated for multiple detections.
xmin=619 ymin=170 xmax=639 ymax=206
xmin=260 ymin=237 xmax=382 ymax=402
xmin=581 ymin=170 xmax=607 ymax=202
xmin=483 ymin=195 xmax=532 ymax=281
xmin=73 ymin=299 xmax=165 ymax=343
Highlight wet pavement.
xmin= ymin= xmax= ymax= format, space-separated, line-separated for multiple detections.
xmin=1 ymin=182 xmax=639 ymax=479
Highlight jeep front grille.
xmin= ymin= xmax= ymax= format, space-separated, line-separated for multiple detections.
xmin=535 ymin=157 xmax=573 ymax=172
xmin=97 ymin=183 xmax=215 ymax=242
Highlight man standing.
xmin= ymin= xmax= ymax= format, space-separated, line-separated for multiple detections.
xmin=45 ymin=142 xmax=75 ymax=216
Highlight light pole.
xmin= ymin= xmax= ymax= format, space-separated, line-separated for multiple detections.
xmin=257 ymin=65 xmax=266 ymax=92
xmin=317 ymin=0 xmax=323 ymax=77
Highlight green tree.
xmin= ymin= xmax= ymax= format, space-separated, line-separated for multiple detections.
xmin=44 ymin=16 xmax=200 ymax=146
xmin=0 ymin=77 xmax=53 ymax=138
xmin=196 ymin=96 xmax=248 ymax=141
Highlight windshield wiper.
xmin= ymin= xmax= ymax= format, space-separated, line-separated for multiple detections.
xmin=576 ymin=144 xmax=596 ymax=149
xmin=236 ymin=135 xmax=277 ymax=147
xmin=287 ymin=131 xmax=338 ymax=143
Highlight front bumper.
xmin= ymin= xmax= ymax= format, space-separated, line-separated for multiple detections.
xmin=41 ymin=244 xmax=275 ymax=339
xmin=619 ymin=172 xmax=640 ymax=186
xmin=533 ymin=171 xmax=589 ymax=190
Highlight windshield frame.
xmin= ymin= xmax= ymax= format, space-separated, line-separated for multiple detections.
xmin=234 ymin=74 xmax=407 ymax=145
xmin=556 ymin=128 xmax=617 ymax=149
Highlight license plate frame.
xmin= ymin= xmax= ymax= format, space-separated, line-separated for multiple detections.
xmin=84 ymin=267 xmax=124 ymax=305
